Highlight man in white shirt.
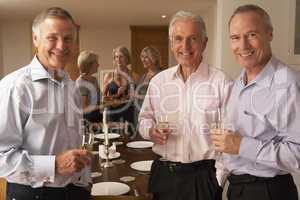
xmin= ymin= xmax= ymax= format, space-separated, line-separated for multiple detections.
xmin=139 ymin=10 xmax=232 ymax=200
xmin=0 ymin=7 xmax=92 ymax=200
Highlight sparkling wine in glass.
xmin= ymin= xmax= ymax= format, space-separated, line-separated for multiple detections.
xmin=156 ymin=115 xmax=169 ymax=161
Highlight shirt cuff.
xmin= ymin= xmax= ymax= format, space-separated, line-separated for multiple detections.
xmin=32 ymin=155 xmax=55 ymax=183
xmin=239 ymin=136 xmax=261 ymax=162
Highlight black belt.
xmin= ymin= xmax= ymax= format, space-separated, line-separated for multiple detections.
xmin=156 ymin=159 xmax=215 ymax=173
xmin=228 ymin=173 xmax=292 ymax=184
xmin=7 ymin=182 xmax=88 ymax=200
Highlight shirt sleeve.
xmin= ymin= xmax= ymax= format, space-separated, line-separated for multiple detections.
xmin=239 ymin=81 xmax=300 ymax=173
xmin=0 ymin=83 xmax=55 ymax=186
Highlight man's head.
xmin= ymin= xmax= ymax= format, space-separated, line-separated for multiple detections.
xmin=32 ymin=7 xmax=77 ymax=71
xmin=169 ymin=11 xmax=208 ymax=69
xmin=228 ymin=4 xmax=273 ymax=71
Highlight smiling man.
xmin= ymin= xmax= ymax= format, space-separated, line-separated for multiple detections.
xmin=0 ymin=7 xmax=92 ymax=200
xmin=139 ymin=11 xmax=232 ymax=200
xmin=211 ymin=4 xmax=300 ymax=200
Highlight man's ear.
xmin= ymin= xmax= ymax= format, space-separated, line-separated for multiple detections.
xmin=202 ymin=37 xmax=208 ymax=50
xmin=32 ymin=32 xmax=39 ymax=48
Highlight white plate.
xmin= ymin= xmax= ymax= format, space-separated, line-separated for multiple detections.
xmin=91 ymin=182 xmax=130 ymax=196
xmin=130 ymin=160 xmax=153 ymax=172
xmin=126 ymin=141 xmax=154 ymax=149
xmin=94 ymin=133 xmax=120 ymax=140
xmin=99 ymin=152 xmax=121 ymax=160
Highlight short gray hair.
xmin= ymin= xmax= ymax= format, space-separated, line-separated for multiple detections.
xmin=229 ymin=4 xmax=273 ymax=32
xmin=169 ymin=10 xmax=207 ymax=40
xmin=32 ymin=7 xmax=77 ymax=39
xmin=77 ymin=50 xmax=99 ymax=74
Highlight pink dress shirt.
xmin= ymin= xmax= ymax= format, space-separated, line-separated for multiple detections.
xmin=139 ymin=61 xmax=232 ymax=163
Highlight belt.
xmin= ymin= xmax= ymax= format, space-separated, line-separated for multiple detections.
xmin=156 ymin=159 xmax=215 ymax=173
xmin=228 ymin=173 xmax=292 ymax=184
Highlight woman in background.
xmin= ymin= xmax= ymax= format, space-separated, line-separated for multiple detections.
xmin=76 ymin=50 xmax=102 ymax=124
xmin=103 ymin=46 xmax=139 ymax=135
xmin=135 ymin=46 xmax=161 ymax=110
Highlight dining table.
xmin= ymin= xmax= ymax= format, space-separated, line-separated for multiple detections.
xmin=90 ymin=123 xmax=158 ymax=200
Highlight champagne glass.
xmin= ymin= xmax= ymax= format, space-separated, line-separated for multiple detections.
xmin=81 ymin=132 xmax=94 ymax=151
xmin=210 ymin=107 xmax=223 ymax=161
xmin=76 ymin=132 xmax=94 ymax=186
xmin=156 ymin=114 xmax=169 ymax=161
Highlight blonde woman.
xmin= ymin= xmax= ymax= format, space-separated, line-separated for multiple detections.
xmin=103 ymin=46 xmax=139 ymax=135
xmin=135 ymin=46 xmax=161 ymax=110
xmin=76 ymin=50 xmax=102 ymax=123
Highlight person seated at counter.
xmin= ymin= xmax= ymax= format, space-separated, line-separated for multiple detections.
xmin=76 ymin=50 xmax=102 ymax=125
xmin=103 ymin=46 xmax=139 ymax=135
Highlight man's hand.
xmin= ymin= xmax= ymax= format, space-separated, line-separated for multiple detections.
xmin=211 ymin=129 xmax=242 ymax=155
xmin=149 ymin=126 xmax=171 ymax=145
xmin=55 ymin=149 xmax=93 ymax=176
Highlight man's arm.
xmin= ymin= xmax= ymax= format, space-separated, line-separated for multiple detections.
xmin=213 ymin=82 xmax=300 ymax=173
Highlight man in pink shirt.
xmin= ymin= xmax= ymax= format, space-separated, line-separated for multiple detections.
xmin=139 ymin=10 xmax=232 ymax=200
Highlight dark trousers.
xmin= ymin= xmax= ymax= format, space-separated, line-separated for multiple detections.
xmin=7 ymin=182 xmax=90 ymax=200
xmin=227 ymin=174 xmax=298 ymax=200
xmin=148 ymin=159 xmax=222 ymax=200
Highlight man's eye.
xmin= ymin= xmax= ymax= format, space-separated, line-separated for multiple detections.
xmin=47 ymin=36 xmax=56 ymax=41
xmin=248 ymin=33 xmax=257 ymax=39
xmin=230 ymin=36 xmax=239 ymax=41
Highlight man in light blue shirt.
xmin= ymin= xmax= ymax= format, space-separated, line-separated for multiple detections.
xmin=0 ymin=7 xmax=92 ymax=200
xmin=211 ymin=4 xmax=300 ymax=200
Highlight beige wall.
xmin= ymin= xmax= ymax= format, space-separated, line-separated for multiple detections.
xmin=79 ymin=25 xmax=131 ymax=70
xmin=0 ymin=20 xmax=32 ymax=77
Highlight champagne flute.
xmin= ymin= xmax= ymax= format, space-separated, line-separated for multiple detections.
xmin=211 ymin=107 xmax=223 ymax=160
xmin=76 ymin=132 xmax=94 ymax=186
xmin=156 ymin=114 xmax=169 ymax=161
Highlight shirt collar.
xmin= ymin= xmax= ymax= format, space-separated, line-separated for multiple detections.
xmin=30 ymin=56 xmax=70 ymax=84
xmin=238 ymin=56 xmax=276 ymax=88
xmin=171 ymin=60 xmax=209 ymax=81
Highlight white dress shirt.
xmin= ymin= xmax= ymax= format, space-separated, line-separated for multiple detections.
xmin=0 ymin=56 xmax=88 ymax=188
xmin=139 ymin=61 xmax=232 ymax=164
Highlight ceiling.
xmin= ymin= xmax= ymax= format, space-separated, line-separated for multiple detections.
xmin=0 ymin=0 xmax=216 ymax=26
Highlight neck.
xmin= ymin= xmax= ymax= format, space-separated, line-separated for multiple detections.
xmin=244 ymin=54 xmax=272 ymax=85
xmin=179 ymin=61 xmax=200 ymax=82
xmin=117 ymin=65 xmax=129 ymax=73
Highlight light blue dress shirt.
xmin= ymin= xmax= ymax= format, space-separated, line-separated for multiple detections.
xmin=0 ymin=56 xmax=88 ymax=187
xmin=223 ymin=56 xmax=300 ymax=177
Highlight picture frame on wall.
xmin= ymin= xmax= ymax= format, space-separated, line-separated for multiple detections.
xmin=289 ymin=0 xmax=300 ymax=64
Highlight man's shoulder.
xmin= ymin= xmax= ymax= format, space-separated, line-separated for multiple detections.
xmin=209 ymin=66 xmax=233 ymax=83
xmin=151 ymin=66 xmax=176 ymax=82
xmin=273 ymin=59 xmax=300 ymax=85
xmin=0 ymin=65 xmax=31 ymax=88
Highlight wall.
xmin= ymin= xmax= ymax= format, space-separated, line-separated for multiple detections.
xmin=79 ymin=25 xmax=130 ymax=70
xmin=1 ymin=20 xmax=32 ymax=76
xmin=203 ymin=4 xmax=218 ymax=68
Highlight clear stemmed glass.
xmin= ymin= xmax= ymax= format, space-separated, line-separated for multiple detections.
xmin=210 ymin=108 xmax=223 ymax=161
xmin=156 ymin=114 xmax=170 ymax=161
xmin=76 ymin=132 xmax=94 ymax=186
